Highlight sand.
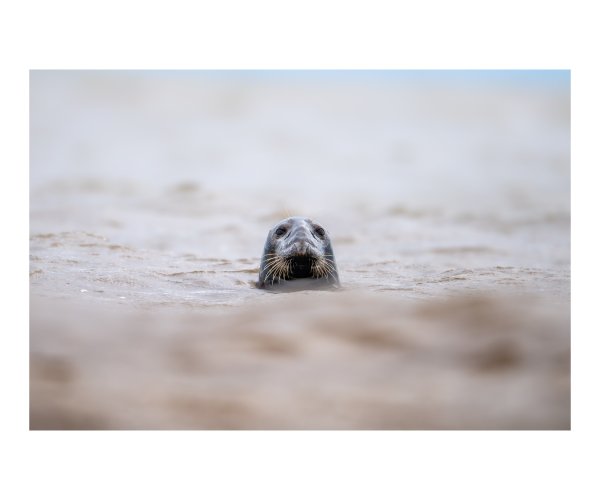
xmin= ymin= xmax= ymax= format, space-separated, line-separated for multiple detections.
xmin=29 ymin=71 xmax=570 ymax=429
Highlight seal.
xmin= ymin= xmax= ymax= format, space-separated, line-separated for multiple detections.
xmin=257 ymin=216 xmax=340 ymax=290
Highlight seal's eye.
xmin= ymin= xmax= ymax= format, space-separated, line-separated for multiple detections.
xmin=314 ymin=227 xmax=326 ymax=238
xmin=274 ymin=227 xmax=287 ymax=237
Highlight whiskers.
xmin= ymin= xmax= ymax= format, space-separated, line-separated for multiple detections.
xmin=311 ymin=257 xmax=337 ymax=281
xmin=261 ymin=253 xmax=338 ymax=286
xmin=262 ymin=253 xmax=291 ymax=285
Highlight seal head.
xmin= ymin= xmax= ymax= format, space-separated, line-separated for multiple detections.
xmin=257 ymin=216 xmax=340 ymax=290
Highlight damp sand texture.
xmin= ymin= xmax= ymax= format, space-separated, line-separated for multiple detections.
xmin=29 ymin=71 xmax=570 ymax=430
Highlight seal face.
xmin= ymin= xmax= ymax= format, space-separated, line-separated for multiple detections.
xmin=257 ymin=216 xmax=340 ymax=290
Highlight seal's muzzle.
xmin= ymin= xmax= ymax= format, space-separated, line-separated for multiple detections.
xmin=289 ymin=256 xmax=315 ymax=279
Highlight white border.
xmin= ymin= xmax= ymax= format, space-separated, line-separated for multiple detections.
xmin=4 ymin=1 xmax=597 ymax=499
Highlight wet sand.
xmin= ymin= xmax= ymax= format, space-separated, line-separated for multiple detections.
xmin=29 ymin=71 xmax=570 ymax=429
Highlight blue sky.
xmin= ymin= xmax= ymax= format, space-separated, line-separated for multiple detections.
xmin=144 ymin=69 xmax=570 ymax=87
xmin=36 ymin=69 xmax=570 ymax=89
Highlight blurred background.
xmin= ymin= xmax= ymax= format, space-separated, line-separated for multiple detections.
xmin=30 ymin=71 xmax=570 ymax=429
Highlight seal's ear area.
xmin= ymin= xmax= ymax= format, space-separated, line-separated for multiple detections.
xmin=323 ymin=242 xmax=336 ymax=259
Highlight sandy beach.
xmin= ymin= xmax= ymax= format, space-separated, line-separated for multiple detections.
xmin=29 ymin=71 xmax=570 ymax=429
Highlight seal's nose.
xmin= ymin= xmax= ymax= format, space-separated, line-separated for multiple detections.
xmin=288 ymin=222 xmax=316 ymax=255
xmin=292 ymin=240 xmax=309 ymax=254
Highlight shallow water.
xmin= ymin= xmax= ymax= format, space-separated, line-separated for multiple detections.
xmin=30 ymin=71 xmax=570 ymax=429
